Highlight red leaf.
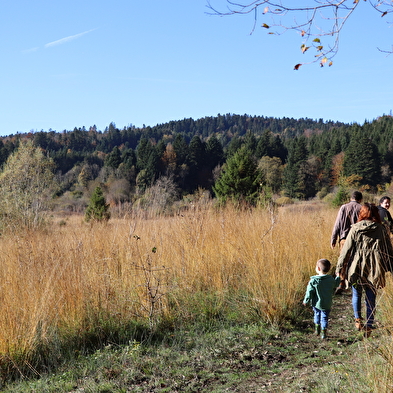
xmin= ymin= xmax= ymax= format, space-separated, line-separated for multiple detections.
xmin=294 ymin=64 xmax=302 ymax=70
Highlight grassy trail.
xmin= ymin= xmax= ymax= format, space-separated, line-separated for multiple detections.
xmin=238 ymin=291 xmax=383 ymax=393
xmin=3 ymin=290 xmax=384 ymax=393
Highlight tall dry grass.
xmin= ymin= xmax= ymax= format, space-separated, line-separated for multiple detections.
xmin=0 ymin=202 xmax=338 ymax=378
xmin=366 ymin=276 xmax=393 ymax=392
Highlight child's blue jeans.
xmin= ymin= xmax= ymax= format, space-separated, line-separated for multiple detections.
xmin=313 ymin=307 xmax=330 ymax=329
xmin=352 ymin=284 xmax=376 ymax=327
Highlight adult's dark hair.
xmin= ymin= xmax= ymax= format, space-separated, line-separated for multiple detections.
xmin=352 ymin=191 xmax=363 ymax=202
xmin=379 ymin=196 xmax=391 ymax=205
xmin=317 ymin=258 xmax=331 ymax=274
xmin=357 ymin=203 xmax=381 ymax=224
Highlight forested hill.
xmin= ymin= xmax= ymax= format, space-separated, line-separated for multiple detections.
xmin=0 ymin=113 xmax=392 ymax=206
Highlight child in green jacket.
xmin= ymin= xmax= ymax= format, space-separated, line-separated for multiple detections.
xmin=303 ymin=259 xmax=340 ymax=339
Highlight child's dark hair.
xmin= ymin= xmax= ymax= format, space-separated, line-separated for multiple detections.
xmin=317 ymin=258 xmax=331 ymax=274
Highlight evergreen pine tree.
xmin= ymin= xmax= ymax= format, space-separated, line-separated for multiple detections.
xmin=213 ymin=146 xmax=261 ymax=205
xmin=243 ymin=131 xmax=257 ymax=154
xmin=269 ymin=135 xmax=287 ymax=162
xmin=136 ymin=137 xmax=153 ymax=171
xmin=85 ymin=186 xmax=110 ymax=222
xmin=283 ymin=136 xmax=309 ymax=198
xmin=187 ymin=135 xmax=207 ymax=191
xmin=256 ymin=129 xmax=271 ymax=158
xmin=343 ymin=133 xmax=381 ymax=186
xmin=104 ymin=146 xmax=122 ymax=169
xmin=206 ymin=135 xmax=224 ymax=170
xmin=173 ymin=134 xmax=188 ymax=166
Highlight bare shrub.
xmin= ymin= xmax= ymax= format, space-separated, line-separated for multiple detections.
xmin=0 ymin=141 xmax=56 ymax=232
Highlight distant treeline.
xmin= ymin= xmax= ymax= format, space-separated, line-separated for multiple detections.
xmin=0 ymin=113 xmax=391 ymax=203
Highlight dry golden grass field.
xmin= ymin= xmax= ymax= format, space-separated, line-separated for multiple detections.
xmin=2 ymin=201 xmax=393 ymax=390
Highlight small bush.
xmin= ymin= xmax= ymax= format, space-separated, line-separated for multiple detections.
xmin=322 ymin=193 xmax=335 ymax=205
xmin=275 ymin=196 xmax=293 ymax=206
xmin=331 ymin=187 xmax=348 ymax=207
xmin=316 ymin=187 xmax=329 ymax=200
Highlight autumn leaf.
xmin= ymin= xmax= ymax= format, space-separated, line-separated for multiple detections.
xmin=316 ymin=45 xmax=323 ymax=51
xmin=301 ymin=44 xmax=310 ymax=53
xmin=301 ymin=30 xmax=306 ymax=37
xmin=294 ymin=63 xmax=302 ymax=70
xmin=320 ymin=57 xmax=328 ymax=67
xmin=329 ymin=61 xmax=333 ymax=67
xmin=263 ymin=6 xmax=269 ymax=14
xmin=382 ymin=11 xmax=388 ymax=17
xmin=313 ymin=38 xmax=321 ymax=43
xmin=262 ymin=23 xmax=270 ymax=28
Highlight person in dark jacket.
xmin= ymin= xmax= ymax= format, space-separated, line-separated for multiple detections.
xmin=377 ymin=196 xmax=393 ymax=234
xmin=336 ymin=203 xmax=393 ymax=337
xmin=303 ymin=259 xmax=340 ymax=339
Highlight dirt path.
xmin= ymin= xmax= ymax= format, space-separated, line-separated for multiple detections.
xmin=237 ymin=291 xmax=376 ymax=393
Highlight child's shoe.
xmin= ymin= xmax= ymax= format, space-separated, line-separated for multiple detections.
xmin=314 ymin=324 xmax=321 ymax=335
xmin=355 ymin=318 xmax=364 ymax=331
xmin=321 ymin=329 xmax=327 ymax=339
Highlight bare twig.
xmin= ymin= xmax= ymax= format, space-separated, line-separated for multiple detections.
xmin=206 ymin=0 xmax=393 ymax=67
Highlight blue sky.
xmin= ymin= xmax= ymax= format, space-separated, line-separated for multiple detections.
xmin=1 ymin=1 xmax=392 ymax=136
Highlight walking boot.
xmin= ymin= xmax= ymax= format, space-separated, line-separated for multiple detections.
xmin=314 ymin=324 xmax=321 ymax=336
xmin=355 ymin=318 xmax=364 ymax=331
xmin=364 ymin=326 xmax=372 ymax=338
xmin=321 ymin=329 xmax=327 ymax=339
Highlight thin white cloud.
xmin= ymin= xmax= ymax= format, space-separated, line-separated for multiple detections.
xmin=22 ymin=47 xmax=39 ymax=54
xmin=45 ymin=28 xmax=97 ymax=48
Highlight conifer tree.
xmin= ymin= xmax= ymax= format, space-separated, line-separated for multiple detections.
xmin=173 ymin=134 xmax=188 ymax=166
xmin=256 ymin=129 xmax=271 ymax=158
xmin=283 ymin=136 xmax=308 ymax=198
xmin=85 ymin=186 xmax=110 ymax=222
xmin=187 ymin=135 xmax=207 ymax=191
xmin=104 ymin=146 xmax=122 ymax=169
xmin=243 ymin=131 xmax=257 ymax=154
xmin=213 ymin=146 xmax=261 ymax=205
xmin=343 ymin=133 xmax=381 ymax=187
xmin=206 ymin=135 xmax=224 ymax=170
xmin=136 ymin=137 xmax=153 ymax=171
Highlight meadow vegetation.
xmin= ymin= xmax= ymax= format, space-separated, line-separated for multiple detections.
xmin=1 ymin=201 xmax=393 ymax=391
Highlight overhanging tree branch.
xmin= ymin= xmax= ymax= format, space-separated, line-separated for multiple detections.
xmin=206 ymin=0 xmax=393 ymax=69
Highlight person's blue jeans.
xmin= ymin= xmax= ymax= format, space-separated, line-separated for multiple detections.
xmin=313 ymin=307 xmax=330 ymax=329
xmin=352 ymin=285 xmax=376 ymax=327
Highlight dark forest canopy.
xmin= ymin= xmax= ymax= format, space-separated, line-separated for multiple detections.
xmin=0 ymin=113 xmax=392 ymax=207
